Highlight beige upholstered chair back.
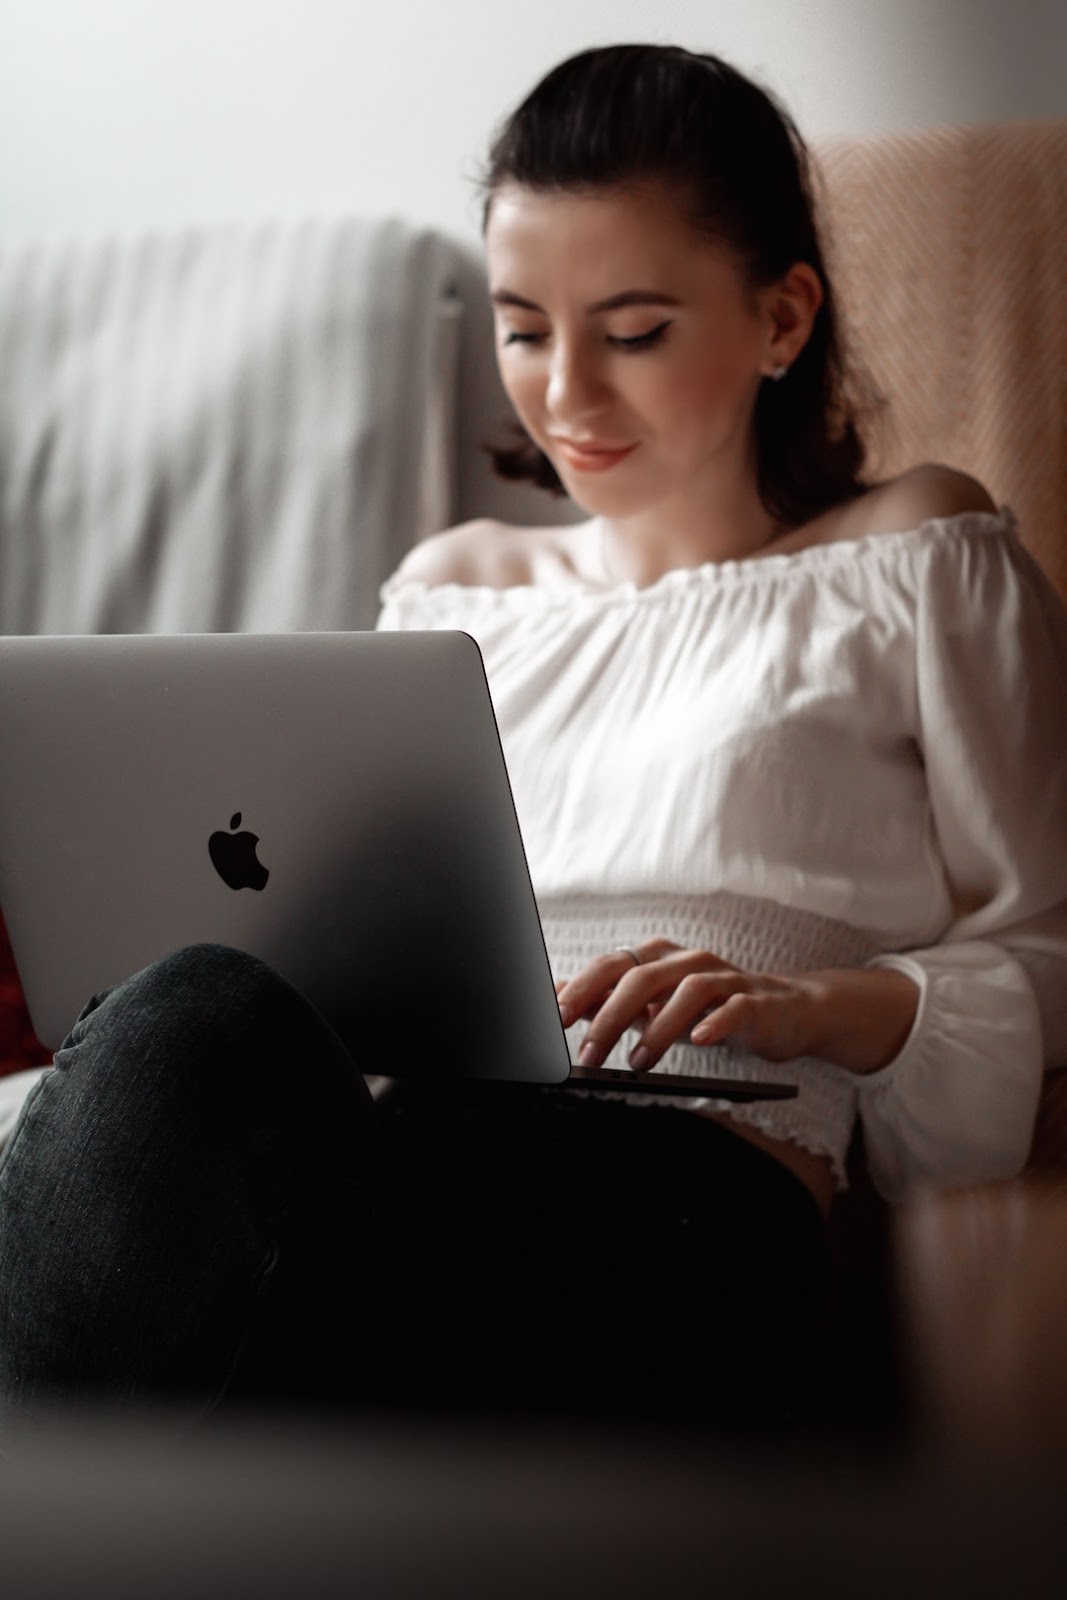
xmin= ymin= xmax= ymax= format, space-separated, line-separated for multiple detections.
xmin=814 ymin=118 xmax=1067 ymax=605
xmin=813 ymin=120 xmax=1067 ymax=1178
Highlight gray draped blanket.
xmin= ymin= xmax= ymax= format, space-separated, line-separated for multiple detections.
xmin=0 ymin=216 xmax=461 ymax=634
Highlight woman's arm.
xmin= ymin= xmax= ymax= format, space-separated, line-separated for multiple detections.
xmin=561 ymin=504 xmax=1067 ymax=1199
xmin=555 ymin=943 xmax=918 ymax=1072
xmin=797 ymin=965 xmax=921 ymax=1074
xmin=849 ymin=511 xmax=1067 ymax=1198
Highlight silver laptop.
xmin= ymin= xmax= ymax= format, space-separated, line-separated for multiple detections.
xmin=0 ymin=631 xmax=794 ymax=1103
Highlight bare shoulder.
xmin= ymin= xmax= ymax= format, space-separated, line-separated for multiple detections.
xmin=858 ymin=464 xmax=998 ymax=536
xmin=387 ymin=518 xmax=532 ymax=590
xmin=777 ymin=465 xmax=999 ymax=557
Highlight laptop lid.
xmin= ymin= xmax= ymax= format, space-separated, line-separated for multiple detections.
xmin=0 ymin=630 xmax=574 ymax=1087
xmin=0 ymin=630 xmax=798 ymax=1106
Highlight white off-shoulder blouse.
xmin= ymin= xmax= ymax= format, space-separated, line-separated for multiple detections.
xmin=375 ymin=507 xmax=1067 ymax=1200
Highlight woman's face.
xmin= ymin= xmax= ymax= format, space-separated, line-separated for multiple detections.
xmin=485 ymin=181 xmax=794 ymax=519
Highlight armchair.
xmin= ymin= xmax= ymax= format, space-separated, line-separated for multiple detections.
xmin=0 ymin=117 xmax=1065 ymax=1449
xmin=813 ymin=115 xmax=1067 ymax=1451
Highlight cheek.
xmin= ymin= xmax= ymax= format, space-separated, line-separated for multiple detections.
xmin=498 ymin=354 xmax=544 ymax=428
xmin=672 ymin=342 xmax=748 ymax=403
xmin=656 ymin=347 xmax=758 ymax=438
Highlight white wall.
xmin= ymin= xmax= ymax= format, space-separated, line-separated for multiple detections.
xmin=2 ymin=0 xmax=1063 ymax=245
xmin=2 ymin=0 xmax=1064 ymax=521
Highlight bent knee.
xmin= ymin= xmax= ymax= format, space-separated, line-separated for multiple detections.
xmin=102 ymin=943 xmax=285 ymax=1029
xmin=139 ymin=942 xmax=285 ymax=1007
xmin=60 ymin=943 xmax=329 ymax=1075
xmin=43 ymin=939 xmax=369 ymax=1144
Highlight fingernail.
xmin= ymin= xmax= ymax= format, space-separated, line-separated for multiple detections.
xmin=558 ymin=1000 xmax=573 ymax=1027
xmin=629 ymin=1044 xmax=650 ymax=1071
xmin=578 ymin=1039 xmax=603 ymax=1068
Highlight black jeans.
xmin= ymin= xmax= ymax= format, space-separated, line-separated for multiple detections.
xmin=0 ymin=945 xmax=829 ymax=1432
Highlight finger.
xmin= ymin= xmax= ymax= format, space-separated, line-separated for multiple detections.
xmin=688 ymin=992 xmax=753 ymax=1048
xmin=559 ymin=943 xmax=737 ymax=1029
xmin=557 ymin=948 xmax=656 ymax=1029
xmin=575 ymin=957 xmax=702 ymax=1066
xmin=555 ymin=979 xmax=599 ymax=1016
xmin=690 ymin=995 xmax=748 ymax=1046
xmin=627 ymin=975 xmax=746 ymax=1071
xmin=691 ymin=984 xmax=811 ymax=1062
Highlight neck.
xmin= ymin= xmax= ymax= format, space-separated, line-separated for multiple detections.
xmin=597 ymin=480 xmax=786 ymax=587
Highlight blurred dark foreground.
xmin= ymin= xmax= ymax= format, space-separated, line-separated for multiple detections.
xmin=1 ymin=1404 xmax=1066 ymax=1600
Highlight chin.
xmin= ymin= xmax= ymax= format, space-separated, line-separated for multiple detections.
xmin=558 ymin=476 xmax=655 ymax=521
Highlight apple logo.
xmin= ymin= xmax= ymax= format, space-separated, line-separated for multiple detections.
xmin=208 ymin=812 xmax=269 ymax=891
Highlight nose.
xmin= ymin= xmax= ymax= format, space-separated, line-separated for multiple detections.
xmin=545 ymin=337 xmax=609 ymax=425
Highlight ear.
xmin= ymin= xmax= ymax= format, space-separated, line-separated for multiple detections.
xmin=760 ymin=262 xmax=824 ymax=376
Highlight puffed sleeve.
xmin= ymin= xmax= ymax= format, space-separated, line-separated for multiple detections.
xmin=375 ymin=572 xmax=407 ymax=632
xmin=856 ymin=516 xmax=1067 ymax=1201
xmin=375 ymin=564 xmax=435 ymax=633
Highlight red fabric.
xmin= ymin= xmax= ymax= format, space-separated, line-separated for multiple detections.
xmin=0 ymin=907 xmax=52 ymax=1077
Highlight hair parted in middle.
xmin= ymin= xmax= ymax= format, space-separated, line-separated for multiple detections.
xmin=477 ymin=43 xmax=884 ymax=529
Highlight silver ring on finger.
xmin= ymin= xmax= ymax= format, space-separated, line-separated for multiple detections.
xmin=614 ymin=946 xmax=642 ymax=968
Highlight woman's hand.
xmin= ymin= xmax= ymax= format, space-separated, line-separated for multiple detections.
xmin=555 ymin=941 xmax=922 ymax=1075
xmin=555 ymin=939 xmax=822 ymax=1072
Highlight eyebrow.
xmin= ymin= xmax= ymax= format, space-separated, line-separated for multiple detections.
xmin=489 ymin=289 xmax=682 ymax=314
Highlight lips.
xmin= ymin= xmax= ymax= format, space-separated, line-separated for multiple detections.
xmin=554 ymin=439 xmax=638 ymax=472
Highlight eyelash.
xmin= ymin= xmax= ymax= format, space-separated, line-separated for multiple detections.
xmin=502 ymin=321 xmax=672 ymax=353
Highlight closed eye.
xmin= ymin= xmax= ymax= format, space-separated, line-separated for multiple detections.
xmin=502 ymin=321 xmax=672 ymax=352
xmin=610 ymin=321 xmax=672 ymax=351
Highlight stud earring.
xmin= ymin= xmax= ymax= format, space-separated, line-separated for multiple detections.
xmin=769 ymin=363 xmax=788 ymax=381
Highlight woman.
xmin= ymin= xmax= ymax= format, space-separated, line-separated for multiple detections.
xmin=379 ymin=42 xmax=1066 ymax=1205
xmin=1 ymin=44 xmax=1065 ymax=1434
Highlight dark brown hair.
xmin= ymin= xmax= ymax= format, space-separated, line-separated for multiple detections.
xmin=476 ymin=44 xmax=881 ymax=527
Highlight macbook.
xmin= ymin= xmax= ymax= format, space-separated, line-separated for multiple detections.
xmin=0 ymin=631 xmax=794 ymax=1104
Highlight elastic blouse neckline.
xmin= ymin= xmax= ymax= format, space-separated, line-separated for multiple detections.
xmin=382 ymin=506 xmax=1018 ymax=612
